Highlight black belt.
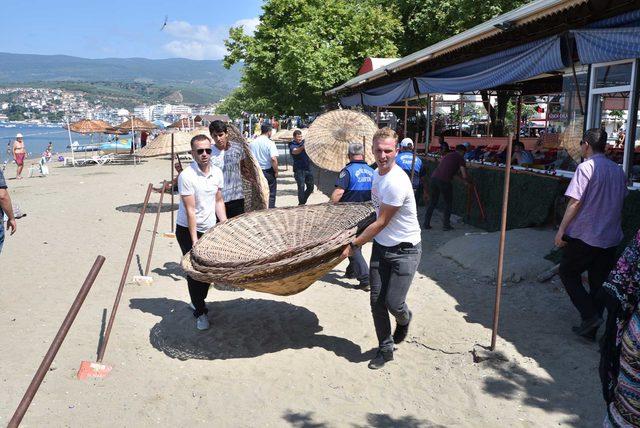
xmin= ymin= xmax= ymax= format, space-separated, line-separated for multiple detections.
xmin=377 ymin=241 xmax=415 ymax=250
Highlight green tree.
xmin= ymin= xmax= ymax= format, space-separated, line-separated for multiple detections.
xmin=224 ymin=0 xmax=401 ymax=115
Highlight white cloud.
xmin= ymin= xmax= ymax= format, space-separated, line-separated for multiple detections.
xmin=162 ymin=18 xmax=258 ymax=60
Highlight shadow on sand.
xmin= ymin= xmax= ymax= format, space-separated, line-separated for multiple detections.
xmin=116 ymin=202 xmax=178 ymax=214
xmin=130 ymin=297 xmax=375 ymax=363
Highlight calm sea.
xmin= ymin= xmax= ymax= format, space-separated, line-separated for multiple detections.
xmin=0 ymin=124 xmax=131 ymax=162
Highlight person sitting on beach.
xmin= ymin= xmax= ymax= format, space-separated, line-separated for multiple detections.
xmin=175 ymin=134 xmax=228 ymax=331
xmin=209 ymin=120 xmax=247 ymax=218
xmin=342 ymin=127 xmax=422 ymax=370
xmin=12 ymin=133 xmax=27 ymax=179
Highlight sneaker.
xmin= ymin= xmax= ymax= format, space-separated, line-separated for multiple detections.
xmin=368 ymin=350 xmax=394 ymax=370
xmin=355 ymin=282 xmax=370 ymax=292
xmin=393 ymin=311 xmax=412 ymax=344
xmin=196 ymin=314 xmax=210 ymax=330
xmin=443 ymin=225 xmax=454 ymax=231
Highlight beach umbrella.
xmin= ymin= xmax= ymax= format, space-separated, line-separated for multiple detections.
xmin=167 ymin=118 xmax=192 ymax=129
xmin=116 ymin=117 xmax=157 ymax=132
xmin=271 ymin=128 xmax=308 ymax=143
xmin=305 ymin=110 xmax=377 ymax=172
xmin=137 ymin=130 xmax=202 ymax=157
xmin=65 ymin=119 xmax=115 ymax=134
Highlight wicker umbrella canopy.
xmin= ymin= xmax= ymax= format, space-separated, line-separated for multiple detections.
xmin=305 ymin=110 xmax=377 ymax=172
xmin=136 ymin=130 xmax=202 ymax=157
xmin=116 ymin=117 xmax=157 ymax=132
xmin=65 ymin=119 xmax=116 ymax=134
xmin=271 ymin=128 xmax=307 ymax=143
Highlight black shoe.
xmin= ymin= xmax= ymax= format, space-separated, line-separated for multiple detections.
xmin=368 ymin=350 xmax=394 ymax=370
xmin=572 ymin=316 xmax=603 ymax=337
xmin=355 ymin=282 xmax=370 ymax=291
xmin=572 ymin=325 xmax=598 ymax=342
xmin=423 ymin=224 xmax=432 ymax=230
xmin=393 ymin=311 xmax=412 ymax=344
xmin=443 ymin=225 xmax=454 ymax=231
xmin=345 ymin=265 xmax=356 ymax=279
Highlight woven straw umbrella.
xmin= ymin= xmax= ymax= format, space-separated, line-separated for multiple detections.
xmin=65 ymin=119 xmax=114 ymax=134
xmin=137 ymin=130 xmax=202 ymax=157
xmin=305 ymin=110 xmax=377 ymax=172
xmin=116 ymin=117 xmax=157 ymax=132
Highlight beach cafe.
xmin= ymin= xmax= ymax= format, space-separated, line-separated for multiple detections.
xmin=327 ymin=0 xmax=640 ymax=245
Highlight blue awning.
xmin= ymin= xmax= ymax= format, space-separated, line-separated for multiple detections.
xmin=572 ymin=26 xmax=640 ymax=64
xmin=361 ymin=79 xmax=416 ymax=107
xmin=415 ymin=36 xmax=566 ymax=94
xmin=587 ymin=9 xmax=640 ymax=28
xmin=340 ymin=92 xmax=362 ymax=107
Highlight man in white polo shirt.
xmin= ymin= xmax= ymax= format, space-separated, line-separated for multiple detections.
xmin=250 ymin=122 xmax=279 ymax=208
xmin=175 ymin=134 xmax=228 ymax=331
xmin=342 ymin=127 xmax=422 ymax=369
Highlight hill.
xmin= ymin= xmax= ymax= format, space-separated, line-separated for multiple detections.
xmin=0 ymin=52 xmax=242 ymax=104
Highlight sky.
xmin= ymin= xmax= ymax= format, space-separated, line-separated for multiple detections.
xmin=0 ymin=0 xmax=264 ymax=60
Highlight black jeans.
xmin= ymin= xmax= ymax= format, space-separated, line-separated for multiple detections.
xmin=424 ymin=177 xmax=453 ymax=228
xmin=559 ymin=235 xmax=617 ymax=321
xmin=224 ymin=198 xmax=245 ymax=219
xmin=175 ymin=224 xmax=209 ymax=317
xmin=294 ymin=168 xmax=314 ymax=205
xmin=370 ymin=241 xmax=422 ymax=352
xmin=262 ymin=168 xmax=277 ymax=208
xmin=347 ymin=246 xmax=369 ymax=285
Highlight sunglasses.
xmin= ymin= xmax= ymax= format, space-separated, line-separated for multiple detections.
xmin=196 ymin=148 xmax=212 ymax=155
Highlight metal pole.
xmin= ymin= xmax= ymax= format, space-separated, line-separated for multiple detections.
xmin=97 ymin=183 xmax=153 ymax=363
xmin=459 ymin=94 xmax=464 ymax=137
xmin=375 ymin=107 xmax=379 ymax=126
xmin=144 ymin=180 xmax=166 ymax=276
xmin=8 ymin=256 xmax=106 ymax=428
xmin=403 ymin=100 xmax=409 ymax=139
xmin=171 ymin=134 xmax=175 ymax=232
xmin=490 ymin=94 xmax=520 ymax=351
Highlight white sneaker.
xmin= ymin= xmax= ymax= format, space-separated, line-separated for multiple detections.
xmin=196 ymin=314 xmax=210 ymax=330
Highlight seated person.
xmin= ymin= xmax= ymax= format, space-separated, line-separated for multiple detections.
xmin=512 ymin=141 xmax=534 ymax=165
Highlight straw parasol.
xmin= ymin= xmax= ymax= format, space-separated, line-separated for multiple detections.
xmin=116 ymin=117 xmax=157 ymax=132
xmin=136 ymin=130 xmax=203 ymax=157
xmin=305 ymin=110 xmax=377 ymax=172
xmin=65 ymin=119 xmax=117 ymax=134
xmin=271 ymin=128 xmax=307 ymax=143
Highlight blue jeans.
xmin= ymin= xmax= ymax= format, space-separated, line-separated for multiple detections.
xmin=294 ymin=168 xmax=314 ymax=205
xmin=370 ymin=241 xmax=422 ymax=352
xmin=0 ymin=220 xmax=4 ymax=253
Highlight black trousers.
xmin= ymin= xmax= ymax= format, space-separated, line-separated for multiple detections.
xmin=294 ymin=168 xmax=314 ymax=205
xmin=559 ymin=235 xmax=617 ymax=321
xmin=175 ymin=224 xmax=209 ymax=317
xmin=424 ymin=177 xmax=453 ymax=228
xmin=347 ymin=246 xmax=369 ymax=285
xmin=262 ymin=168 xmax=277 ymax=208
xmin=224 ymin=198 xmax=245 ymax=219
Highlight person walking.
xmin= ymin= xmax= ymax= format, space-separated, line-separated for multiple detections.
xmin=556 ymin=128 xmax=628 ymax=340
xmin=331 ymin=142 xmax=374 ymax=290
xmin=423 ymin=144 xmax=469 ymax=230
xmin=209 ymin=120 xmax=246 ymax=218
xmin=0 ymin=168 xmax=17 ymax=253
xmin=250 ymin=122 xmax=278 ymax=208
xmin=289 ymin=130 xmax=314 ymax=205
xmin=395 ymin=138 xmax=428 ymax=205
xmin=175 ymin=134 xmax=227 ymax=331
xmin=342 ymin=128 xmax=422 ymax=370
xmin=12 ymin=133 xmax=26 ymax=179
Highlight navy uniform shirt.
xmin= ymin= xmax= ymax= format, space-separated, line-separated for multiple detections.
xmin=288 ymin=139 xmax=311 ymax=171
xmin=395 ymin=151 xmax=426 ymax=189
xmin=335 ymin=160 xmax=374 ymax=202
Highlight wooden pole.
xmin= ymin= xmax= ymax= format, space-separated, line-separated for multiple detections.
xmin=458 ymin=94 xmax=463 ymax=137
xmin=171 ymin=134 xmax=175 ymax=233
xmin=144 ymin=180 xmax=166 ymax=276
xmin=375 ymin=107 xmax=380 ymax=126
xmin=431 ymin=96 xmax=436 ymax=146
xmin=403 ymin=100 xmax=409 ymax=139
xmin=490 ymin=94 xmax=520 ymax=351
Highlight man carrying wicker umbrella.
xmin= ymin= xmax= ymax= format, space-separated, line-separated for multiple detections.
xmin=209 ymin=120 xmax=247 ymax=218
xmin=342 ymin=127 xmax=422 ymax=370
xmin=175 ymin=134 xmax=228 ymax=331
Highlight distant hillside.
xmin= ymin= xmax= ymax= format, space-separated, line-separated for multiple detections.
xmin=0 ymin=52 xmax=242 ymax=104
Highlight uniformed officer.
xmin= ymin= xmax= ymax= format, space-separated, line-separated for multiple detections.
xmin=395 ymin=138 xmax=428 ymax=205
xmin=331 ymin=142 xmax=374 ymax=290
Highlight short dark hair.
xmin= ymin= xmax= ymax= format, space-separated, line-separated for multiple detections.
xmin=261 ymin=123 xmax=272 ymax=134
xmin=455 ymin=144 xmax=467 ymax=152
xmin=293 ymin=129 xmax=302 ymax=137
xmin=583 ymin=128 xmax=607 ymax=153
xmin=209 ymin=120 xmax=227 ymax=135
xmin=190 ymin=134 xmax=211 ymax=148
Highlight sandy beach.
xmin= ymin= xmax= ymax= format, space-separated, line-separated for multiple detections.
xmin=1 ymin=155 xmax=605 ymax=427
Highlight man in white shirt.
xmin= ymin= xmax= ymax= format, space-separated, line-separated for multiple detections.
xmin=250 ymin=123 xmax=279 ymax=208
xmin=175 ymin=134 xmax=228 ymax=331
xmin=342 ymin=127 xmax=422 ymax=369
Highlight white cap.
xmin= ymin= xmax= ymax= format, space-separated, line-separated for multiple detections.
xmin=400 ymin=137 xmax=413 ymax=148
xmin=16 ymin=133 xmax=23 ymax=138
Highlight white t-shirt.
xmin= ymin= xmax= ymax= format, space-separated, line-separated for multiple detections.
xmin=371 ymin=164 xmax=421 ymax=247
xmin=176 ymin=161 xmax=224 ymax=233
xmin=210 ymin=145 xmax=225 ymax=171
xmin=250 ymin=135 xmax=278 ymax=170
xmin=211 ymin=141 xmax=246 ymax=203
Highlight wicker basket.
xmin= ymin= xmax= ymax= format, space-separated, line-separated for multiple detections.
xmin=181 ymin=202 xmax=375 ymax=295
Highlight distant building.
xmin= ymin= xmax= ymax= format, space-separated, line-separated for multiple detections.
xmin=134 ymin=106 xmax=152 ymax=121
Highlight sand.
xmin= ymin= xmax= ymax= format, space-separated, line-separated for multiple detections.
xmin=1 ymin=155 xmax=605 ymax=427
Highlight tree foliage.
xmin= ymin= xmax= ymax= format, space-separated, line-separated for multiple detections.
xmin=223 ymin=0 xmax=400 ymax=116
